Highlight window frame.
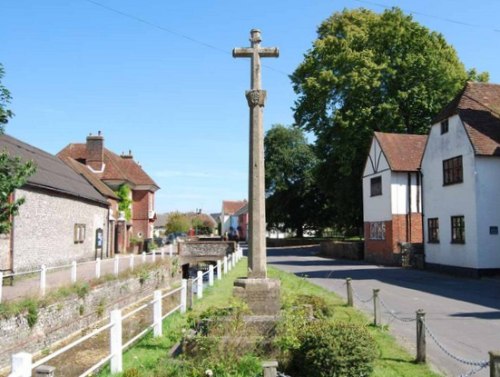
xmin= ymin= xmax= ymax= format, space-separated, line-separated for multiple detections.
xmin=443 ymin=156 xmax=463 ymax=186
xmin=451 ymin=216 xmax=465 ymax=244
xmin=74 ymin=223 xmax=86 ymax=244
xmin=440 ymin=119 xmax=449 ymax=134
xmin=370 ymin=176 xmax=382 ymax=197
xmin=428 ymin=218 xmax=439 ymax=243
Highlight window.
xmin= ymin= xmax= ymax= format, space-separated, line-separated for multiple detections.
xmin=370 ymin=176 xmax=382 ymax=196
xmin=369 ymin=222 xmax=385 ymax=240
xmin=428 ymin=218 xmax=439 ymax=243
xmin=441 ymin=119 xmax=449 ymax=134
xmin=443 ymin=156 xmax=463 ymax=185
xmin=451 ymin=216 xmax=465 ymax=244
xmin=74 ymin=224 xmax=86 ymax=243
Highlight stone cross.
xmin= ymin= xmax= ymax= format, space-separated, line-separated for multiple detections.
xmin=233 ymin=29 xmax=279 ymax=278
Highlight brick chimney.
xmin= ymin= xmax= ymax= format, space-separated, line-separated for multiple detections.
xmin=86 ymin=131 xmax=104 ymax=172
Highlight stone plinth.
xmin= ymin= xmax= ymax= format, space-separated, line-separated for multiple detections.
xmin=233 ymin=278 xmax=281 ymax=315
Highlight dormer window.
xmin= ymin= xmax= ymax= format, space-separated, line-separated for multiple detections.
xmin=441 ymin=119 xmax=449 ymax=134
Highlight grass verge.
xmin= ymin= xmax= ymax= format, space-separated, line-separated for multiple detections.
xmin=97 ymin=258 xmax=440 ymax=377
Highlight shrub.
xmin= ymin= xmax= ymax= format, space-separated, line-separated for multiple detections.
xmin=293 ymin=294 xmax=334 ymax=318
xmin=290 ymin=320 xmax=377 ymax=377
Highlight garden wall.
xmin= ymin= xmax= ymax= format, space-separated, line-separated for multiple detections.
xmin=319 ymin=241 xmax=364 ymax=260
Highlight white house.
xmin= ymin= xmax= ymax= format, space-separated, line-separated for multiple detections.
xmin=220 ymin=200 xmax=246 ymax=237
xmin=421 ymin=82 xmax=500 ymax=276
xmin=362 ymin=132 xmax=427 ymax=265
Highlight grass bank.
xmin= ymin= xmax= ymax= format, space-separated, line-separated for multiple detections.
xmin=97 ymin=258 xmax=440 ymax=377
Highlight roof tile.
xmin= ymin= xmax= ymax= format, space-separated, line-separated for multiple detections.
xmin=374 ymin=132 xmax=427 ymax=172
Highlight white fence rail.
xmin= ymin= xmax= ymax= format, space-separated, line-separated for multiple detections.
xmin=7 ymin=248 xmax=243 ymax=377
xmin=0 ymin=247 xmax=176 ymax=303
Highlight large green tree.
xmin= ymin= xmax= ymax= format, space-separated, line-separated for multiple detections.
xmin=291 ymin=7 xmax=487 ymax=231
xmin=265 ymin=124 xmax=326 ymax=237
xmin=165 ymin=212 xmax=191 ymax=234
xmin=0 ymin=63 xmax=36 ymax=234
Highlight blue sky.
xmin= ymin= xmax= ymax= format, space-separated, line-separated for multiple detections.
xmin=2 ymin=0 xmax=499 ymax=214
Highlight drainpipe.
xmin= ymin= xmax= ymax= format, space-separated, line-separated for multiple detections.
xmin=407 ymin=172 xmax=412 ymax=242
xmin=9 ymin=192 xmax=15 ymax=272
xmin=418 ymin=167 xmax=425 ymax=245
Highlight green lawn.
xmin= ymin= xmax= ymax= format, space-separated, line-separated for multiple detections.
xmin=97 ymin=258 xmax=441 ymax=377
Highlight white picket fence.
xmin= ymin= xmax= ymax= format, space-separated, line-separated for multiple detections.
xmin=0 ymin=245 xmax=177 ymax=303
xmin=7 ymin=246 xmax=244 ymax=377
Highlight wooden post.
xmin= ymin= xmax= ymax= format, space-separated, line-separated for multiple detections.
xmin=169 ymin=244 xmax=173 ymax=257
xmin=71 ymin=261 xmax=77 ymax=283
xmin=208 ymin=265 xmax=214 ymax=286
xmin=160 ymin=249 xmax=164 ymax=259
xmin=180 ymin=279 xmax=187 ymax=314
xmin=186 ymin=279 xmax=193 ymax=309
xmin=217 ymin=260 xmax=222 ymax=280
xmin=114 ymin=255 xmax=119 ymax=276
xmin=373 ymin=289 xmax=381 ymax=326
xmin=346 ymin=278 xmax=353 ymax=307
xmin=96 ymin=258 xmax=101 ymax=278
xmin=152 ymin=250 xmax=156 ymax=263
xmin=262 ymin=360 xmax=278 ymax=377
xmin=0 ymin=272 xmax=3 ymax=304
xmin=10 ymin=352 xmax=32 ymax=377
xmin=142 ymin=252 xmax=146 ymax=264
xmin=416 ymin=309 xmax=426 ymax=363
xmin=489 ymin=351 xmax=500 ymax=377
xmin=197 ymin=271 xmax=203 ymax=299
xmin=223 ymin=256 xmax=228 ymax=275
xmin=110 ymin=309 xmax=123 ymax=373
xmin=129 ymin=255 xmax=134 ymax=271
xmin=153 ymin=290 xmax=162 ymax=337
xmin=40 ymin=265 xmax=47 ymax=297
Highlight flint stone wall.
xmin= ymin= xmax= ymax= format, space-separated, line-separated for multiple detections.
xmin=319 ymin=241 xmax=364 ymax=260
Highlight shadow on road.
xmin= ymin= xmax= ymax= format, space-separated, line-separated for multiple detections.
xmin=266 ymin=246 xmax=500 ymax=313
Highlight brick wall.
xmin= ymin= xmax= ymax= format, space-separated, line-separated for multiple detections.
xmin=12 ymin=188 xmax=109 ymax=272
xmin=0 ymin=234 xmax=9 ymax=270
xmin=320 ymin=241 xmax=363 ymax=260
xmin=364 ymin=213 xmax=423 ymax=266
xmin=132 ymin=190 xmax=153 ymax=238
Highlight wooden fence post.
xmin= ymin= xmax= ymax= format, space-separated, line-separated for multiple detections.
xmin=262 ymin=360 xmax=278 ymax=377
xmin=209 ymin=265 xmax=214 ymax=287
xmin=153 ymin=290 xmax=162 ymax=337
xmin=489 ymin=351 xmax=500 ymax=377
xmin=40 ymin=265 xmax=47 ymax=297
xmin=197 ymin=271 xmax=203 ymax=299
xmin=416 ymin=309 xmax=426 ymax=363
xmin=142 ymin=252 xmax=146 ymax=264
xmin=129 ymin=255 xmax=134 ymax=271
xmin=373 ymin=289 xmax=381 ymax=326
xmin=110 ymin=309 xmax=123 ymax=373
xmin=223 ymin=256 xmax=228 ymax=275
xmin=114 ymin=256 xmax=119 ymax=276
xmin=346 ymin=278 xmax=353 ymax=307
xmin=187 ymin=279 xmax=194 ymax=309
xmin=0 ymin=272 xmax=3 ymax=304
xmin=180 ymin=279 xmax=187 ymax=314
xmin=71 ymin=261 xmax=77 ymax=284
xmin=96 ymin=258 xmax=101 ymax=279
xmin=10 ymin=352 xmax=32 ymax=377
xmin=217 ymin=260 xmax=222 ymax=280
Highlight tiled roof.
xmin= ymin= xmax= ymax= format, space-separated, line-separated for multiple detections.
xmin=374 ymin=132 xmax=427 ymax=172
xmin=222 ymin=200 xmax=247 ymax=215
xmin=433 ymin=82 xmax=500 ymax=156
xmin=58 ymin=143 xmax=159 ymax=189
xmin=61 ymin=157 xmax=119 ymax=200
xmin=0 ymin=134 xmax=108 ymax=205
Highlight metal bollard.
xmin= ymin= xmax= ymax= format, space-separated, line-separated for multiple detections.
xmin=373 ymin=289 xmax=381 ymax=326
xmin=416 ymin=309 xmax=426 ymax=363
xmin=346 ymin=278 xmax=353 ymax=307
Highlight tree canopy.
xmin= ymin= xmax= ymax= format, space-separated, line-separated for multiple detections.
xmin=264 ymin=124 xmax=326 ymax=237
xmin=291 ymin=7 xmax=487 ymax=231
xmin=0 ymin=63 xmax=36 ymax=234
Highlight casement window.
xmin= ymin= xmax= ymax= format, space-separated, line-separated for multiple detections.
xmin=427 ymin=218 xmax=439 ymax=243
xmin=369 ymin=222 xmax=385 ymax=240
xmin=74 ymin=224 xmax=86 ymax=243
xmin=370 ymin=176 xmax=382 ymax=196
xmin=443 ymin=156 xmax=463 ymax=185
xmin=440 ymin=119 xmax=449 ymax=134
xmin=451 ymin=216 xmax=465 ymax=244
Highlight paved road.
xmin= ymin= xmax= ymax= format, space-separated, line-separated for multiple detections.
xmin=267 ymin=246 xmax=500 ymax=377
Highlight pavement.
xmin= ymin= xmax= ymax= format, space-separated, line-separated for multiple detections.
xmin=266 ymin=246 xmax=500 ymax=377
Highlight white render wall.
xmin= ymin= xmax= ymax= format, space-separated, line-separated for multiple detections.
xmin=363 ymin=138 xmax=392 ymax=222
xmin=391 ymin=172 xmax=421 ymax=215
xmin=12 ymin=188 xmax=109 ymax=272
xmin=422 ymin=115 xmax=479 ymax=269
xmin=475 ymin=157 xmax=500 ymax=268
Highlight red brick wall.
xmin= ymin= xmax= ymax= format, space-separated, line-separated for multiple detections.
xmin=364 ymin=213 xmax=423 ymax=265
xmin=132 ymin=190 xmax=153 ymax=238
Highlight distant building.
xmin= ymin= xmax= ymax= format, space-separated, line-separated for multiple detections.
xmin=421 ymin=82 xmax=500 ymax=276
xmin=220 ymin=200 xmax=247 ymax=237
xmin=0 ymin=134 xmax=110 ymax=273
xmin=362 ymin=132 xmax=427 ymax=265
xmin=59 ymin=132 xmax=159 ymax=252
